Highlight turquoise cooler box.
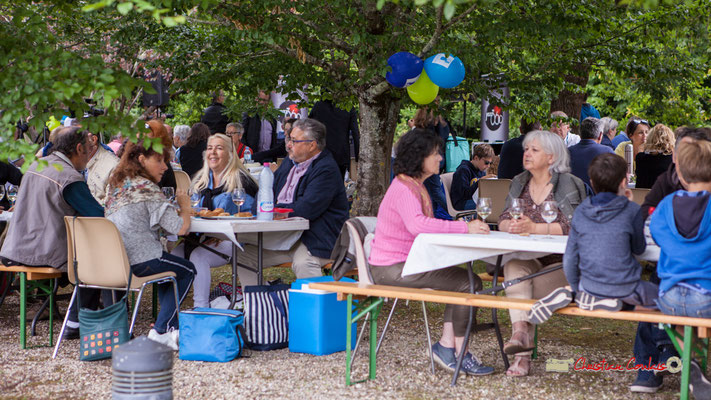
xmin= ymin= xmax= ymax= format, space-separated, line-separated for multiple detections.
xmin=288 ymin=276 xmax=356 ymax=355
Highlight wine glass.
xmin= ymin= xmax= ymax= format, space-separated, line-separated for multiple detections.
xmin=161 ymin=187 xmax=175 ymax=204
xmin=231 ymin=188 xmax=246 ymax=214
xmin=510 ymin=198 xmax=523 ymax=221
xmin=477 ymin=197 xmax=492 ymax=224
xmin=7 ymin=185 xmax=18 ymax=207
xmin=189 ymin=190 xmax=201 ymax=209
xmin=541 ymin=200 xmax=558 ymax=238
xmin=0 ymin=185 xmax=6 ymax=203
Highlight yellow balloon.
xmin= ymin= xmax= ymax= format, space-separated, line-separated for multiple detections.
xmin=406 ymin=70 xmax=439 ymax=105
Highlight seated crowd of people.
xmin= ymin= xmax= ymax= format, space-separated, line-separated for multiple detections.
xmin=3 ymin=99 xmax=710 ymax=398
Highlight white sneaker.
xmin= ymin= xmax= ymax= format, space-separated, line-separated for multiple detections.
xmin=147 ymin=328 xmax=179 ymax=351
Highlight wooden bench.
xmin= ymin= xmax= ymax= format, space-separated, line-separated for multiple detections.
xmin=0 ymin=265 xmax=62 ymax=349
xmin=309 ymin=281 xmax=711 ymax=400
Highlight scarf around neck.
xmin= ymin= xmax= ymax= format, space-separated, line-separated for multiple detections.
xmin=105 ymin=176 xmax=166 ymax=215
xmin=396 ymin=174 xmax=434 ymax=218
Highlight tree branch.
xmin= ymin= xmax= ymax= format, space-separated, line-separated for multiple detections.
xmin=418 ymin=5 xmax=443 ymax=58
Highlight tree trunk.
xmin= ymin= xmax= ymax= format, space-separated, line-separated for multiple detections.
xmin=352 ymin=92 xmax=401 ymax=216
xmin=550 ymin=63 xmax=591 ymax=134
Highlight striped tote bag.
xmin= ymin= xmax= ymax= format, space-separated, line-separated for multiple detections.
xmin=243 ymin=284 xmax=290 ymax=350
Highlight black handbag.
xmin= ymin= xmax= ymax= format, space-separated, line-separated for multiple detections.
xmin=72 ymin=217 xmax=130 ymax=361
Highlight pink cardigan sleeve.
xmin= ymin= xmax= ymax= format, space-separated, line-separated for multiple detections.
xmin=395 ymin=183 xmax=469 ymax=235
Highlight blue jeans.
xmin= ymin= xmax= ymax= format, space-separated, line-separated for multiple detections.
xmin=131 ymin=252 xmax=195 ymax=334
xmin=657 ymin=285 xmax=711 ymax=318
xmin=632 ymin=272 xmax=674 ymax=378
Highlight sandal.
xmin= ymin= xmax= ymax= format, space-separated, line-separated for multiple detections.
xmin=503 ymin=322 xmax=534 ymax=355
xmin=506 ymin=355 xmax=531 ymax=377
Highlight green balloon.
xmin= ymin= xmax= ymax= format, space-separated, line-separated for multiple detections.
xmin=407 ymin=70 xmax=439 ymax=105
xmin=46 ymin=116 xmax=61 ymax=131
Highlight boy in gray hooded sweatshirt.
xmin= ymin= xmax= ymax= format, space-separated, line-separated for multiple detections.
xmin=528 ymin=153 xmax=657 ymax=324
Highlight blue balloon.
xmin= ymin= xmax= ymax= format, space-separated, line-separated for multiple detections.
xmin=424 ymin=53 xmax=465 ymax=89
xmin=385 ymin=52 xmax=423 ymax=88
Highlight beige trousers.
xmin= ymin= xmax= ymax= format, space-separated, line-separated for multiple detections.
xmin=503 ymin=259 xmax=568 ymax=323
xmin=236 ymin=240 xmax=330 ymax=287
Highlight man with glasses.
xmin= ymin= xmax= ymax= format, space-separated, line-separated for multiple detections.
xmin=225 ymin=122 xmax=251 ymax=159
xmin=450 ymin=143 xmax=496 ymax=210
xmin=1 ymin=127 xmax=105 ymax=340
xmin=236 ymin=118 xmax=348 ymax=286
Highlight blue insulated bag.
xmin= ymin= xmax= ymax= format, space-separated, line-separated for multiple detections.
xmin=445 ymin=136 xmax=470 ymax=172
xmin=178 ymin=308 xmax=246 ymax=362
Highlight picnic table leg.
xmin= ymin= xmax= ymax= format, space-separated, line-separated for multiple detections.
xmin=451 ymin=262 xmax=476 ymax=386
xmin=20 ymin=272 xmax=26 ymax=349
xmin=257 ymin=232 xmax=264 ymax=285
xmin=229 ymin=244 xmax=238 ymax=310
xmin=681 ymin=325 xmax=693 ymax=400
xmin=491 ymin=255 xmax=510 ymax=370
xmin=345 ymin=294 xmax=353 ymax=386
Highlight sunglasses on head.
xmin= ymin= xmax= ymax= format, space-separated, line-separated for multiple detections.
xmin=632 ymin=118 xmax=649 ymax=125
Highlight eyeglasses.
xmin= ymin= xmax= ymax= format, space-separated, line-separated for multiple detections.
xmin=632 ymin=119 xmax=649 ymax=125
xmin=286 ymin=138 xmax=314 ymax=144
xmin=225 ymin=131 xmax=242 ymax=137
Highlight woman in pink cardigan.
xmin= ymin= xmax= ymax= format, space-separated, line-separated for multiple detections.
xmin=368 ymin=129 xmax=494 ymax=376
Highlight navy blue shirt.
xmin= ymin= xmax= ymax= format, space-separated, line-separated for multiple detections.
xmin=498 ymin=136 xmax=525 ymax=179
xmin=568 ymin=139 xmax=614 ymax=189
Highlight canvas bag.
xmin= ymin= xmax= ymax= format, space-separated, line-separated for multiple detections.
xmin=445 ymin=136 xmax=470 ymax=172
xmin=178 ymin=308 xmax=247 ymax=362
xmin=243 ymin=284 xmax=290 ymax=350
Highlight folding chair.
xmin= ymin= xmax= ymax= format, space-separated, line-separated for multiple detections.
xmin=52 ymin=217 xmax=180 ymax=359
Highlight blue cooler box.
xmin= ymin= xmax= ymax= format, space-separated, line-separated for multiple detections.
xmin=288 ymin=276 xmax=357 ymax=355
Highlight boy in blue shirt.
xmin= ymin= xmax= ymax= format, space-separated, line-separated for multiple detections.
xmin=651 ymin=138 xmax=711 ymax=397
xmin=449 ymin=143 xmax=495 ymax=210
xmin=528 ymin=153 xmax=655 ymax=324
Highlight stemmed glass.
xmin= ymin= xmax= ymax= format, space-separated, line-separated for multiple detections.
xmin=231 ymin=188 xmax=246 ymax=214
xmin=189 ymin=190 xmax=201 ymax=209
xmin=161 ymin=187 xmax=175 ymax=205
xmin=477 ymin=197 xmax=492 ymax=224
xmin=7 ymin=185 xmax=18 ymax=207
xmin=0 ymin=185 xmax=6 ymax=204
xmin=510 ymin=198 xmax=523 ymax=221
xmin=541 ymin=200 xmax=558 ymax=239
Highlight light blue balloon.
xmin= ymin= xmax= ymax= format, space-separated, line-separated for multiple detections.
xmin=424 ymin=53 xmax=465 ymax=89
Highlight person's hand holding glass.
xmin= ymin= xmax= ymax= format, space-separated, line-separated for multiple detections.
xmin=506 ymin=198 xmax=535 ymax=234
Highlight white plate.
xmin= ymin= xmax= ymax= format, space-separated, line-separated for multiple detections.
xmin=199 ymin=215 xmax=254 ymax=220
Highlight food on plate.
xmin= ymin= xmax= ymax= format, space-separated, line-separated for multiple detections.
xmin=218 ymin=212 xmax=230 ymax=216
xmin=235 ymin=212 xmax=252 ymax=218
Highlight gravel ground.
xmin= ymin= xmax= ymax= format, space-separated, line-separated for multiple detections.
xmin=0 ymin=265 xmax=681 ymax=399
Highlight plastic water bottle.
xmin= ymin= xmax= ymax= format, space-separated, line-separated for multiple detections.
xmin=244 ymin=147 xmax=252 ymax=163
xmin=257 ymin=164 xmax=274 ymax=220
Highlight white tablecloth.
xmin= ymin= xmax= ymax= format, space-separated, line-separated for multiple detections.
xmin=0 ymin=211 xmax=13 ymax=222
xmin=402 ymin=230 xmax=660 ymax=276
xmin=188 ymin=217 xmax=309 ymax=251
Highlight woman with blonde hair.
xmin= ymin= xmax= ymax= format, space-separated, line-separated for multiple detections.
xmin=171 ymin=133 xmax=258 ymax=308
xmin=635 ymin=124 xmax=674 ymax=189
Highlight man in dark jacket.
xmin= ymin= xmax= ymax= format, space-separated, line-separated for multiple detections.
xmin=629 ymin=127 xmax=711 ymax=393
xmin=450 ymin=143 xmax=495 ymax=210
xmin=236 ymin=118 xmax=349 ymax=286
xmin=241 ymin=91 xmax=277 ymax=153
xmin=498 ymin=119 xmax=541 ymax=179
xmin=568 ymin=117 xmax=614 ymax=189
xmin=309 ymin=99 xmax=360 ymax=179
xmin=200 ymin=90 xmax=230 ymax=134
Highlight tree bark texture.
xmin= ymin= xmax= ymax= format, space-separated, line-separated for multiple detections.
xmin=352 ymin=92 xmax=401 ymax=217
xmin=549 ymin=63 xmax=591 ymax=134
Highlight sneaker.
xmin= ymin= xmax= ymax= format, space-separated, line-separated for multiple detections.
xmin=528 ymin=287 xmax=573 ymax=325
xmin=460 ymin=353 xmax=495 ymax=376
xmin=630 ymin=370 xmax=663 ymax=393
xmin=689 ymin=359 xmax=711 ymax=399
xmin=431 ymin=342 xmax=457 ymax=372
xmin=62 ymin=326 xmax=80 ymax=340
xmin=575 ymin=291 xmax=623 ymax=312
xmin=147 ymin=328 xmax=179 ymax=351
